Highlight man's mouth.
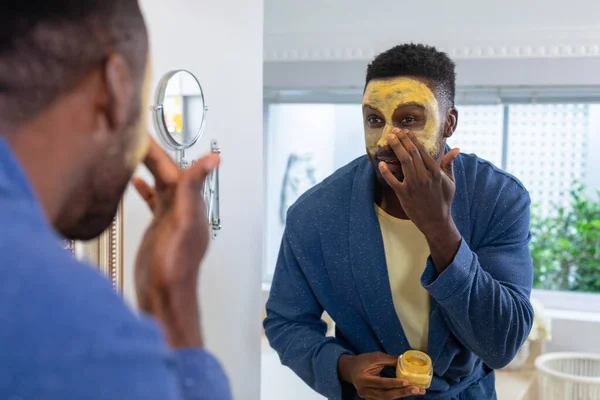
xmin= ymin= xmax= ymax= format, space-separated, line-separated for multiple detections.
xmin=377 ymin=156 xmax=401 ymax=165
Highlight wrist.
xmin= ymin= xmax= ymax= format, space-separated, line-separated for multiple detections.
xmin=145 ymin=285 xmax=203 ymax=348
xmin=338 ymin=354 xmax=356 ymax=384
xmin=425 ymin=219 xmax=462 ymax=274
xmin=423 ymin=218 xmax=459 ymax=243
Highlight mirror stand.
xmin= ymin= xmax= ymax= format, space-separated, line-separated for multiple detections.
xmin=176 ymin=149 xmax=189 ymax=170
xmin=200 ymin=140 xmax=221 ymax=238
xmin=178 ymin=140 xmax=221 ymax=239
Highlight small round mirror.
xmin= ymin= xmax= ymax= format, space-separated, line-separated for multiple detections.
xmin=152 ymin=70 xmax=207 ymax=151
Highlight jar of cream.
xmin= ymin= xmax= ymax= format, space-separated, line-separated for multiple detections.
xmin=396 ymin=350 xmax=433 ymax=389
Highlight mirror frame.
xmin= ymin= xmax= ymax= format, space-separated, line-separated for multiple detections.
xmin=151 ymin=69 xmax=208 ymax=151
xmin=65 ymin=203 xmax=123 ymax=292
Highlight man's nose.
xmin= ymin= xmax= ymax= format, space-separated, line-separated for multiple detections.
xmin=376 ymin=124 xmax=395 ymax=147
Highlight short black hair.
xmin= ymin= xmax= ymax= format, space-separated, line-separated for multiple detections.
xmin=0 ymin=0 xmax=148 ymax=125
xmin=366 ymin=43 xmax=456 ymax=107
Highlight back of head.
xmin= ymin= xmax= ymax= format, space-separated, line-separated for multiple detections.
xmin=0 ymin=0 xmax=149 ymax=241
xmin=366 ymin=43 xmax=456 ymax=109
xmin=0 ymin=0 xmax=148 ymax=128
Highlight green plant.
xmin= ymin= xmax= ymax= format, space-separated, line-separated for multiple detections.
xmin=530 ymin=185 xmax=600 ymax=292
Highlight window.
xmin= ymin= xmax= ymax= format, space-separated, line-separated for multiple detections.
xmin=264 ymin=89 xmax=600 ymax=308
xmin=507 ymin=104 xmax=590 ymax=217
xmin=447 ymin=105 xmax=504 ymax=167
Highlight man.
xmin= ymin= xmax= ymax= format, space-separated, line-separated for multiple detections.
xmin=264 ymin=44 xmax=534 ymax=400
xmin=0 ymin=1 xmax=230 ymax=399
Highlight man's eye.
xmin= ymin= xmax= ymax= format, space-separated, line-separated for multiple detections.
xmin=367 ymin=116 xmax=384 ymax=124
xmin=401 ymin=116 xmax=417 ymax=124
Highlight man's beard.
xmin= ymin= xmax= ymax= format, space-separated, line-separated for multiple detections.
xmin=55 ymin=135 xmax=137 ymax=241
xmin=56 ymin=175 xmax=129 ymax=241
xmin=60 ymin=198 xmax=122 ymax=241
xmin=57 ymin=97 xmax=146 ymax=241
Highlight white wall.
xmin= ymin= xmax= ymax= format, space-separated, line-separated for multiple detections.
xmin=264 ymin=58 xmax=600 ymax=90
xmin=124 ymin=1 xmax=264 ymax=399
xmin=265 ymin=0 xmax=600 ymax=36
xmin=264 ymin=0 xmax=600 ymax=62
xmin=263 ymin=0 xmax=600 ymax=90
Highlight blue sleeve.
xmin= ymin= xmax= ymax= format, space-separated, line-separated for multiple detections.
xmin=421 ymin=184 xmax=534 ymax=370
xmin=48 ymin=307 xmax=232 ymax=400
xmin=2 ymin=251 xmax=232 ymax=400
xmin=54 ymin=316 xmax=232 ymax=400
xmin=71 ymin=276 xmax=232 ymax=400
xmin=71 ymin=336 xmax=231 ymax=400
xmin=264 ymin=226 xmax=354 ymax=400
xmin=173 ymin=349 xmax=232 ymax=400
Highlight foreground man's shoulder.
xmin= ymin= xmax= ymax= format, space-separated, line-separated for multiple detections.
xmin=0 ymin=233 xmax=164 ymax=353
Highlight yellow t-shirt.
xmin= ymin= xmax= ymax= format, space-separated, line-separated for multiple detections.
xmin=376 ymin=205 xmax=431 ymax=352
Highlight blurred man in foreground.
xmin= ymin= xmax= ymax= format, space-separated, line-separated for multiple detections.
xmin=0 ymin=1 xmax=230 ymax=398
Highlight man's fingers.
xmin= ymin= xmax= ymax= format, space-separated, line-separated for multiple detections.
xmin=362 ymin=386 xmax=425 ymax=400
xmin=143 ymin=137 xmax=180 ymax=189
xmin=387 ymin=130 xmax=416 ymax=180
xmin=132 ymin=177 xmax=156 ymax=212
xmin=441 ymin=147 xmax=460 ymax=181
xmin=379 ymin=161 xmax=404 ymax=193
xmin=382 ymin=386 xmax=426 ymax=398
xmin=363 ymin=376 xmax=408 ymax=390
xmin=183 ymin=153 xmax=220 ymax=190
xmin=373 ymin=353 xmax=401 ymax=366
xmin=398 ymin=130 xmax=428 ymax=178
xmin=407 ymin=131 xmax=438 ymax=172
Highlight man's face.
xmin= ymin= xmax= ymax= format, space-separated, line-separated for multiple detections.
xmin=363 ymin=76 xmax=444 ymax=184
xmin=56 ymin=56 xmax=152 ymax=240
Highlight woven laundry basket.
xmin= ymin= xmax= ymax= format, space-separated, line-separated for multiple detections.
xmin=535 ymin=352 xmax=600 ymax=400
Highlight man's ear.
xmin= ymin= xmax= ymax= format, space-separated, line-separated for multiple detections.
xmin=443 ymin=106 xmax=458 ymax=139
xmin=100 ymin=53 xmax=135 ymax=134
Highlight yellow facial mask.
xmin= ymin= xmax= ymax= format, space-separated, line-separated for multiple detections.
xmin=125 ymin=54 xmax=152 ymax=168
xmin=363 ymin=77 xmax=441 ymax=158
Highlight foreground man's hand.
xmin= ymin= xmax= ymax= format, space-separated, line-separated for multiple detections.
xmin=133 ymin=137 xmax=220 ymax=348
xmin=338 ymin=353 xmax=426 ymax=399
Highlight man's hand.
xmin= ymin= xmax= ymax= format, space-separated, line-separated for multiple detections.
xmin=133 ymin=137 xmax=220 ymax=348
xmin=378 ymin=129 xmax=462 ymax=273
xmin=338 ymin=353 xmax=425 ymax=399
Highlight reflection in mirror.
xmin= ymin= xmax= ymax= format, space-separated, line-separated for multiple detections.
xmin=162 ymin=71 xmax=205 ymax=147
xmin=262 ymin=22 xmax=600 ymax=399
xmin=153 ymin=69 xmax=207 ymax=162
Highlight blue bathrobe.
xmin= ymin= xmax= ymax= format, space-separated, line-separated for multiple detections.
xmin=264 ymin=153 xmax=534 ymax=400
